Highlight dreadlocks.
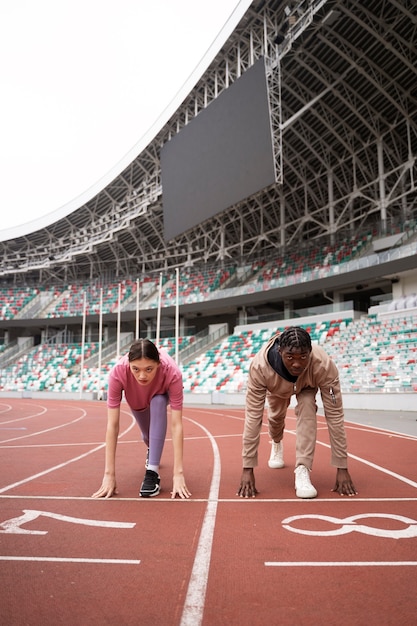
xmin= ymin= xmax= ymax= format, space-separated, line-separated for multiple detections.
xmin=278 ymin=326 xmax=312 ymax=352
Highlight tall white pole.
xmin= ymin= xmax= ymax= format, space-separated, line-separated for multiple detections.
xmin=117 ymin=282 xmax=121 ymax=357
xmin=156 ymin=272 xmax=162 ymax=346
xmin=98 ymin=287 xmax=103 ymax=397
xmin=175 ymin=267 xmax=179 ymax=363
xmin=80 ymin=291 xmax=86 ymax=399
xmin=136 ymin=278 xmax=140 ymax=339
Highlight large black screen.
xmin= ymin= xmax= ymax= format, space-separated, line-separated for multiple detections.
xmin=161 ymin=57 xmax=276 ymax=241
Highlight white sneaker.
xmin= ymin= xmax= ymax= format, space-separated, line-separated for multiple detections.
xmin=294 ymin=465 xmax=317 ymax=498
xmin=268 ymin=440 xmax=284 ymax=468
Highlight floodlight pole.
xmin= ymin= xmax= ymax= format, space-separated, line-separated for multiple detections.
xmin=135 ymin=278 xmax=140 ymax=339
xmin=80 ymin=291 xmax=86 ymax=399
xmin=156 ymin=272 xmax=162 ymax=346
xmin=117 ymin=283 xmax=121 ymax=358
xmin=175 ymin=267 xmax=179 ymax=363
xmin=98 ymin=287 xmax=103 ymax=397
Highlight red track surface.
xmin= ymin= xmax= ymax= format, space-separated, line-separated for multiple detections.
xmin=1 ymin=398 xmax=417 ymax=625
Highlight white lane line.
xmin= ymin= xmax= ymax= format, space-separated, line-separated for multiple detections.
xmin=189 ymin=416 xmax=417 ymax=490
xmin=344 ymin=419 xmax=417 ymax=440
xmin=309 ymin=439 xmax=417 ymax=490
xmin=0 ymin=445 xmax=106 ymax=494
xmin=0 ymin=414 xmax=87 ymax=444
xmin=265 ymin=561 xmax=417 ymax=567
xmin=180 ymin=416 xmax=221 ymax=626
xmin=0 ymin=556 xmax=140 ymax=564
xmin=346 ymin=424 xmax=417 ymax=441
xmin=347 ymin=450 xmax=417 ymax=489
xmin=0 ymin=412 xmax=137 ymax=494
xmin=0 ymin=439 xmax=141 ymax=449
xmin=1 ymin=495 xmax=417 ymax=503
xmin=0 ymin=405 xmax=47 ymax=425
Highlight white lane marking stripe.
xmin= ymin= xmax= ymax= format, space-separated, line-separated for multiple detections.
xmin=1 ymin=414 xmax=87 ymax=444
xmin=1 ymin=496 xmax=417 ymax=502
xmin=180 ymin=416 xmax=221 ymax=626
xmin=0 ymin=404 xmax=48 ymax=425
xmin=265 ymin=561 xmax=417 ymax=567
xmin=346 ymin=451 xmax=417 ymax=489
xmin=0 ymin=556 xmax=140 ymax=564
xmin=0 ymin=412 xmax=137 ymax=494
xmin=304 ymin=438 xmax=417 ymax=490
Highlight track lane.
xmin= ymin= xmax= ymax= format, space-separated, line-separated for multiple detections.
xmin=1 ymin=399 xmax=416 ymax=625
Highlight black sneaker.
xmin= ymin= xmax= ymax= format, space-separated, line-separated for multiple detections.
xmin=139 ymin=469 xmax=160 ymax=498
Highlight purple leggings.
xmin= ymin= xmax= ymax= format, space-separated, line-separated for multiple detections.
xmin=131 ymin=394 xmax=168 ymax=466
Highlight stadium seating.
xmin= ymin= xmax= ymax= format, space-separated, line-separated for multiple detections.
xmin=44 ymin=280 xmax=137 ymax=318
xmin=158 ymin=335 xmax=196 ymax=354
xmin=181 ymin=320 xmax=347 ymax=394
xmin=1 ymin=226 xmax=417 ymax=395
xmin=0 ymin=286 xmax=41 ymax=320
xmin=252 ymin=234 xmax=371 ymax=287
xmin=0 ymin=227 xmax=402 ymax=321
xmin=1 ymin=314 xmax=417 ymax=395
xmin=323 ymin=315 xmax=417 ymax=392
xmin=145 ymin=265 xmax=237 ymax=308
xmin=0 ymin=342 xmax=98 ymax=392
xmin=0 ymin=336 xmax=196 ymax=393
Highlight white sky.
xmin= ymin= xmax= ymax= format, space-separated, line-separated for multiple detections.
xmin=0 ymin=0 xmax=251 ymax=239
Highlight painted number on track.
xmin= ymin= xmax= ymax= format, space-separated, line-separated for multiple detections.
xmin=282 ymin=513 xmax=417 ymax=539
xmin=0 ymin=509 xmax=136 ymax=535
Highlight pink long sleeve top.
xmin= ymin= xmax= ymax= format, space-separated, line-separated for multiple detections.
xmin=107 ymin=350 xmax=183 ymax=411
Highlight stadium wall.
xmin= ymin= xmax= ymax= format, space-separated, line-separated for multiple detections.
xmin=182 ymin=391 xmax=416 ymax=413
xmin=0 ymin=390 xmax=414 ymax=413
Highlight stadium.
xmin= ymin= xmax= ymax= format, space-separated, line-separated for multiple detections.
xmin=2 ymin=3 xmax=417 ymax=624
xmin=0 ymin=0 xmax=416 ymax=412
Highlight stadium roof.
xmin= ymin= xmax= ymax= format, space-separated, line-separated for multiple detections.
xmin=1 ymin=0 xmax=416 ymax=283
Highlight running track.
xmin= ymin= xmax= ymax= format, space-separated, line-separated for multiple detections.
xmin=1 ymin=398 xmax=417 ymax=625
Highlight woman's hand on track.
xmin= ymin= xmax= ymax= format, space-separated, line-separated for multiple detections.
xmin=91 ymin=475 xmax=118 ymax=498
xmin=171 ymin=474 xmax=191 ymax=499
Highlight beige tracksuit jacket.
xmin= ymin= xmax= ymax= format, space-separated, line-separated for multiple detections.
xmin=242 ymin=334 xmax=349 ymax=470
